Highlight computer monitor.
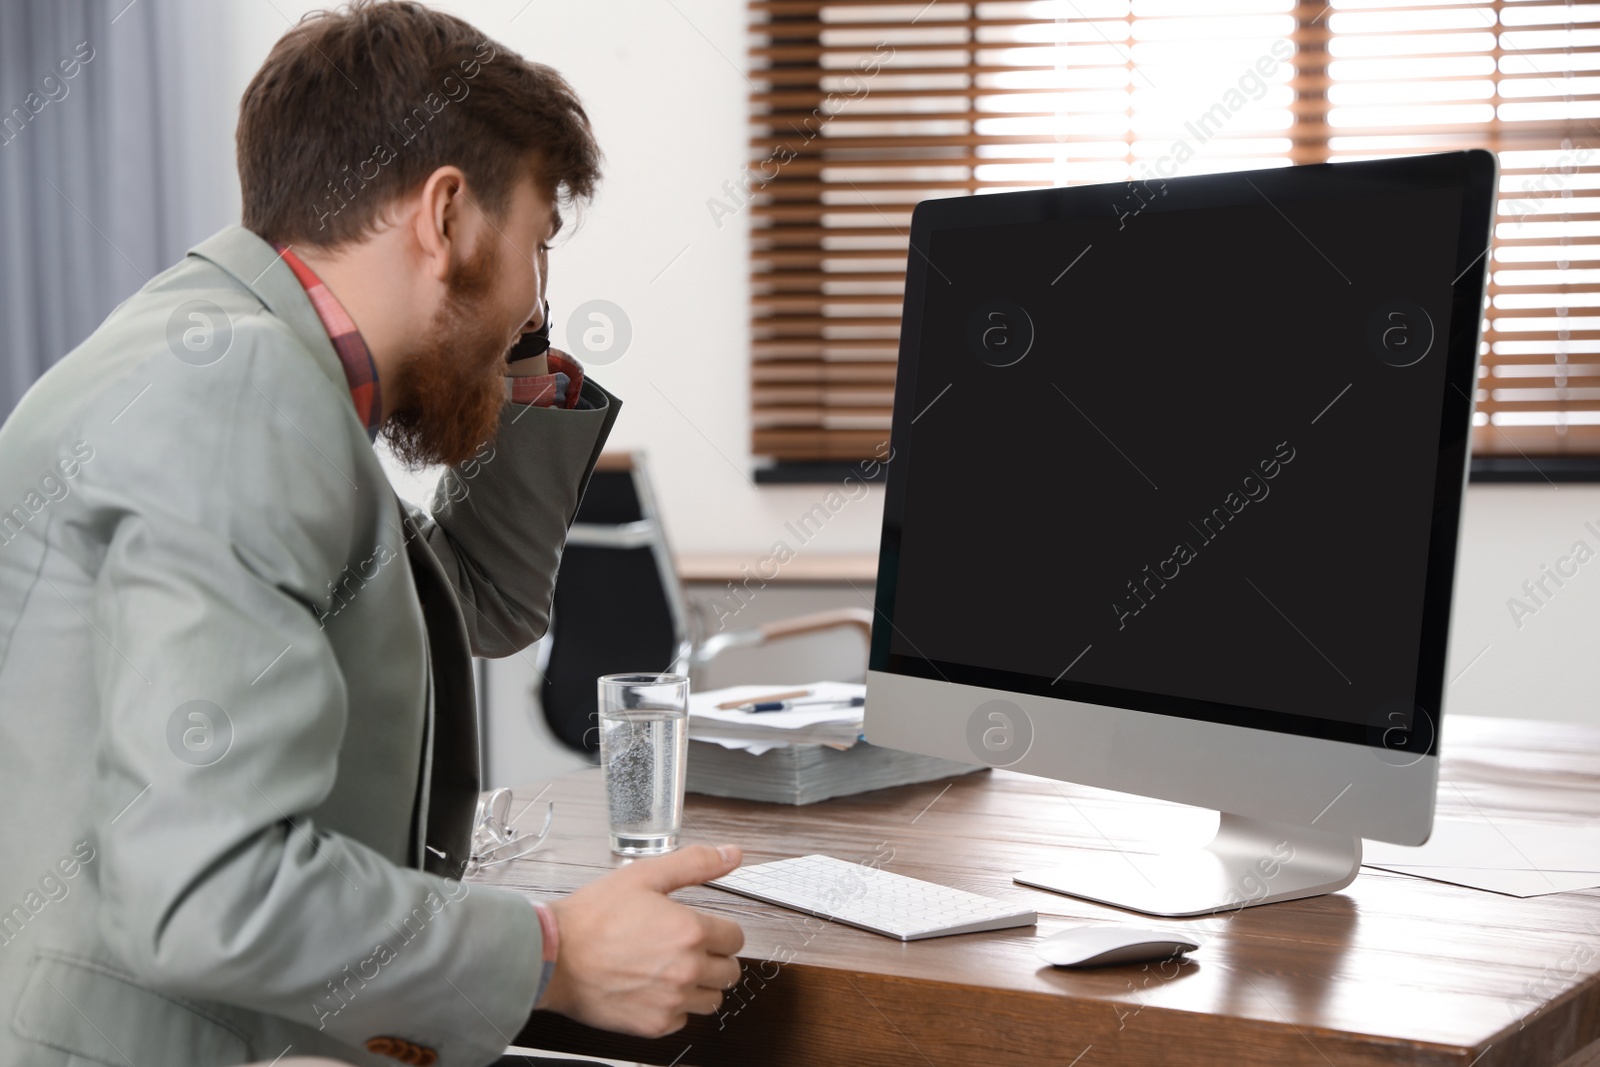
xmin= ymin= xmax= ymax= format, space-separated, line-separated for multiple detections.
xmin=864 ymin=151 xmax=1498 ymax=916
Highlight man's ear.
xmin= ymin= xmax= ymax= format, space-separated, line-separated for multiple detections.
xmin=414 ymin=165 xmax=470 ymax=283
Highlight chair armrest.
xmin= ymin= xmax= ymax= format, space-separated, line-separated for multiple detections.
xmin=758 ymin=608 xmax=873 ymax=645
xmin=690 ymin=607 xmax=874 ymax=677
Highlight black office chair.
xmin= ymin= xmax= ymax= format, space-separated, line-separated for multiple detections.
xmin=538 ymin=451 xmax=871 ymax=755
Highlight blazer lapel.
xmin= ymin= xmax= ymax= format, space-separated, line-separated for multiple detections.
xmin=398 ymin=495 xmax=480 ymax=879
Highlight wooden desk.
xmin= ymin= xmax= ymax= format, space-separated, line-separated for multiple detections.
xmin=479 ymin=716 xmax=1600 ymax=1066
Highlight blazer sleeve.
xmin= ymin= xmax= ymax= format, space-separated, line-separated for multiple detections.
xmin=91 ymin=343 xmax=544 ymax=1067
xmin=417 ymin=378 xmax=620 ymax=658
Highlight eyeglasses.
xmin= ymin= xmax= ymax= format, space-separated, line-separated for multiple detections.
xmin=466 ymin=787 xmax=554 ymax=876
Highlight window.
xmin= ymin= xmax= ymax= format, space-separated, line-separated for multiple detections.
xmin=747 ymin=0 xmax=1600 ymax=467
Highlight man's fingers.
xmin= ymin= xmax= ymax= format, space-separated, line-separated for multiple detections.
xmin=627 ymin=843 xmax=742 ymax=894
xmin=698 ymin=912 xmax=746 ymax=957
xmin=684 ymin=988 xmax=725 ymax=1016
xmin=699 ymin=953 xmax=743 ymax=993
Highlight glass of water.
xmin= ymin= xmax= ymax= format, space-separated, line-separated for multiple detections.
xmin=598 ymin=673 xmax=689 ymax=856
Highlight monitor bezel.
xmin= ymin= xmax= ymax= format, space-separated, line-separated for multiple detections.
xmin=869 ymin=150 xmax=1498 ymax=757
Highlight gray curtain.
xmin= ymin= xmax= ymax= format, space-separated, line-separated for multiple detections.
xmin=0 ymin=0 xmax=235 ymax=419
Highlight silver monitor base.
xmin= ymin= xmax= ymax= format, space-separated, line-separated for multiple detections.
xmin=1014 ymin=813 xmax=1363 ymax=917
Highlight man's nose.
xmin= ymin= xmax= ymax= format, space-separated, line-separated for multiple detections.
xmin=520 ymin=300 xmax=551 ymax=335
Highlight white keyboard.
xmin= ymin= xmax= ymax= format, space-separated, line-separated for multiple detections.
xmin=708 ymin=854 xmax=1037 ymax=941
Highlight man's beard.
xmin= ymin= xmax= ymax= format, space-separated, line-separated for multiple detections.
xmin=381 ymin=240 xmax=514 ymax=470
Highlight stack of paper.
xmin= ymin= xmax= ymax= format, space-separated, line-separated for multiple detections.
xmin=688 ymin=740 xmax=983 ymax=806
xmin=685 ymin=682 xmax=983 ymax=806
xmin=688 ymin=681 xmax=868 ymax=753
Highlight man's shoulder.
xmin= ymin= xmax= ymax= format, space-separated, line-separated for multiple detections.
xmin=3 ymin=240 xmax=381 ymax=533
xmin=89 ymin=249 xmax=329 ymax=395
xmin=20 ymin=246 xmax=357 ymax=446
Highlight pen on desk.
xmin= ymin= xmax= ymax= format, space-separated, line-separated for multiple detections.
xmin=716 ymin=688 xmax=810 ymax=710
xmin=739 ymin=696 xmax=866 ymax=714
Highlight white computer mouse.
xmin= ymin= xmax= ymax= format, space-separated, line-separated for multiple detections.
xmin=1035 ymin=925 xmax=1200 ymax=968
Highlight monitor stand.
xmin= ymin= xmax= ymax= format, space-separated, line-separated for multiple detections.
xmin=1014 ymin=813 xmax=1363 ymax=917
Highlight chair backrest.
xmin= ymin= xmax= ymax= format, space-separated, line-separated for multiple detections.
xmin=539 ymin=452 xmax=689 ymax=754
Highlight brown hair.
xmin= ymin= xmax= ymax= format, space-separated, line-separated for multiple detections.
xmin=237 ymin=0 xmax=601 ymax=248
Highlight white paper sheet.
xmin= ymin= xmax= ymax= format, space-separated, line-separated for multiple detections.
xmin=1363 ymin=819 xmax=1600 ymax=897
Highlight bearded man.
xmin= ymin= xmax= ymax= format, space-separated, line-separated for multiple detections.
xmin=0 ymin=4 xmax=743 ymax=1066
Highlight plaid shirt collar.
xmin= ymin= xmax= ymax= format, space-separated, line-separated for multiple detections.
xmin=271 ymin=242 xmax=382 ymax=441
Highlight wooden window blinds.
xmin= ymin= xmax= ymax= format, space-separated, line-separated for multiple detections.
xmin=746 ymin=0 xmax=1600 ymax=466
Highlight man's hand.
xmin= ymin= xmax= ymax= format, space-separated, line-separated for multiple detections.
xmin=540 ymin=844 xmax=746 ymax=1038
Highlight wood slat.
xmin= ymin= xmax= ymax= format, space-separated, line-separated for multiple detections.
xmin=754 ymin=229 xmax=911 ymax=242
xmin=754 ymin=360 xmax=898 ymax=380
xmin=754 ymin=206 xmax=919 ymax=222
xmin=754 ymin=294 xmax=905 ymax=311
xmin=752 ymin=247 xmax=912 ymax=260
xmin=753 ymin=41 xmax=1070 ymax=60
xmin=754 ymin=17 xmax=1068 ymax=36
xmin=755 ymin=98 xmax=1317 ymax=121
xmin=1479 ymin=399 xmax=1600 ymax=413
xmin=758 ymin=109 xmax=1062 ymax=124
xmin=754 ymin=179 xmax=1045 ymax=196
xmin=755 ymin=271 xmax=908 ymax=287
xmin=749 ymin=0 xmax=957 ymax=9
xmin=752 ymin=428 xmax=894 ymax=456
xmin=753 ymin=403 xmax=895 ymax=421
xmin=757 ymin=157 xmax=1056 ymax=173
xmin=752 ymin=391 xmax=895 ymax=410
xmin=752 ymin=342 xmax=899 ymax=358
xmin=1483 ymin=385 xmax=1600 ymax=398
xmin=754 ymin=64 xmax=1058 ymax=84
xmin=753 ymin=88 xmax=1137 ymax=104
xmin=1483 ymin=353 xmax=1600 ymax=364
xmin=1475 ymin=422 xmax=1600 ymax=454
xmin=1490 ymin=236 xmax=1600 ymax=246
xmin=1490 ymin=306 xmax=1600 ymax=318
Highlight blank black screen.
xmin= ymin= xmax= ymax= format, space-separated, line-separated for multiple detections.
xmin=887 ymin=179 xmax=1464 ymax=729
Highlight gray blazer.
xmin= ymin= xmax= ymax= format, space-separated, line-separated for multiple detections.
xmin=0 ymin=226 xmax=618 ymax=1066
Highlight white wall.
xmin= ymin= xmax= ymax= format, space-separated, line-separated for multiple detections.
xmin=1446 ymin=484 xmax=1600 ymax=725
